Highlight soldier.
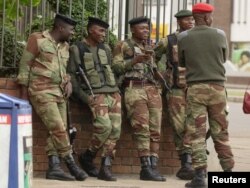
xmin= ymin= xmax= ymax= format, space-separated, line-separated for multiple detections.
xmin=17 ymin=14 xmax=88 ymax=181
xmin=154 ymin=10 xmax=195 ymax=180
xmin=112 ymin=16 xmax=166 ymax=181
xmin=178 ymin=3 xmax=235 ymax=188
xmin=67 ymin=17 xmax=121 ymax=181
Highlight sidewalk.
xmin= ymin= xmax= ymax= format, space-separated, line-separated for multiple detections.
xmin=33 ymin=136 xmax=250 ymax=188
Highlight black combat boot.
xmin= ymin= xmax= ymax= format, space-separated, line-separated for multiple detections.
xmin=150 ymin=156 xmax=166 ymax=181
xmin=140 ymin=156 xmax=165 ymax=181
xmin=78 ymin=149 xmax=99 ymax=177
xmin=98 ymin=156 xmax=117 ymax=181
xmin=176 ymin=153 xmax=195 ymax=180
xmin=185 ymin=168 xmax=207 ymax=188
xmin=64 ymin=154 xmax=88 ymax=181
xmin=46 ymin=155 xmax=75 ymax=181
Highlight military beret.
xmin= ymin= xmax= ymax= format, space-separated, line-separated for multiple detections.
xmin=192 ymin=3 xmax=214 ymax=13
xmin=88 ymin=17 xmax=109 ymax=29
xmin=55 ymin=14 xmax=77 ymax=26
xmin=174 ymin=10 xmax=193 ymax=18
xmin=128 ymin=16 xmax=150 ymax=26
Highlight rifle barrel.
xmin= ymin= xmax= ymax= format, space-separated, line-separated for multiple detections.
xmin=78 ymin=64 xmax=95 ymax=98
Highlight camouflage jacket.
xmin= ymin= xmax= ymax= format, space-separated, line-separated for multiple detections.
xmin=112 ymin=38 xmax=157 ymax=85
xmin=17 ymin=30 xmax=70 ymax=97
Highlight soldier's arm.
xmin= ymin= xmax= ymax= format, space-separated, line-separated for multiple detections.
xmin=68 ymin=45 xmax=89 ymax=104
xmin=222 ymin=31 xmax=229 ymax=63
xmin=154 ymin=37 xmax=168 ymax=71
xmin=17 ymin=34 xmax=39 ymax=99
xmin=112 ymin=41 xmax=134 ymax=75
xmin=154 ymin=37 xmax=168 ymax=63
xmin=17 ymin=34 xmax=39 ymax=86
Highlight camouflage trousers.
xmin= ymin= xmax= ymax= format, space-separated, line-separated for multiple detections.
xmin=30 ymin=94 xmax=71 ymax=157
xmin=166 ymin=88 xmax=188 ymax=156
xmin=183 ymin=83 xmax=234 ymax=170
xmin=88 ymin=92 xmax=121 ymax=158
xmin=124 ymin=85 xmax=162 ymax=157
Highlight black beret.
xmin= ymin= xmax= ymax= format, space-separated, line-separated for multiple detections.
xmin=128 ymin=16 xmax=150 ymax=26
xmin=88 ymin=17 xmax=109 ymax=29
xmin=174 ymin=10 xmax=193 ymax=18
xmin=55 ymin=14 xmax=77 ymax=26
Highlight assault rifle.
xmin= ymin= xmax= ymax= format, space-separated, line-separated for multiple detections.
xmin=77 ymin=64 xmax=95 ymax=99
xmin=67 ymin=101 xmax=77 ymax=154
xmin=142 ymin=49 xmax=171 ymax=93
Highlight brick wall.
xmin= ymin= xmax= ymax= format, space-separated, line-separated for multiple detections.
xmin=0 ymin=78 xmax=179 ymax=175
xmin=212 ymin=0 xmax=233 ymax=57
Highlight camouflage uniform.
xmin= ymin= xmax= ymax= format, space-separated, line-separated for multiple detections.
xmin=154 ymin=32 xmax=188 ymax=156
xmin=178 ymin=24 xmax=235 ymax=172
xmin=68 ymin=39 xmax=121 ymax=158
xmin=17 ymin=30 xmax=72 ymax=157
xmin=112 ymin=38 xmax=162 ymax=158
xmin=184 ymin=84 xmax=234 ymax=170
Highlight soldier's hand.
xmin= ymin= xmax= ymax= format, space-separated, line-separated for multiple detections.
xmin=64 ymin=82 xmax=72 ymax=98
xmin=132 ymin=54 xmax=151 ymax=65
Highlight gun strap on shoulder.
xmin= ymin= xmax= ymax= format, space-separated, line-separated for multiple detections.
xmin=167 ymin=33 xmax=178 ymax=87
xmin=166 ymin=33 xmax=177 ymax=64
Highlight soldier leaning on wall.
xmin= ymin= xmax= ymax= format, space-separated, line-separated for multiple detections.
xmin=17 ymin=13 xmax=88 ymax=181
xmin=67 ymin=16 xmax=122 ymax=181
xmin=112 ymin=16 xmax=166 ymax=182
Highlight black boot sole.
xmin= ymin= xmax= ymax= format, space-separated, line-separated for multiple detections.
xmin=46 ymin=175 xmax=75 ymax=181
xmin=176 ymin=173 xmax=194 ymax=180
xmin=87 ymin=171 xmax=99 ymax=177
xmin=140 ymin=176 xmax=166 ymax=181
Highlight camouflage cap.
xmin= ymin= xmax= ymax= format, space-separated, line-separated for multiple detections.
xmin=128 ymin=16 xmax=150 ymax=26
xmin=174 ymin=10 xmax=193 ymax=18
xmin=55 ymin=13 xmax=77 ymax=26
xmin=88 ymin=17 xmax=109 ymax=29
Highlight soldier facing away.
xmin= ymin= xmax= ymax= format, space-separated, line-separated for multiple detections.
xmin=67 ymin=17 xmax=121 ymax=181
xmin=154 ymin=9 xmax=195 ymax=180
xmin=112 ymin=16 xmax=166 ymax=181
xmin=17 ymin=14 xmax=88 ymax=181
xmin=178 ymin=3 xmax=235 ymax=188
